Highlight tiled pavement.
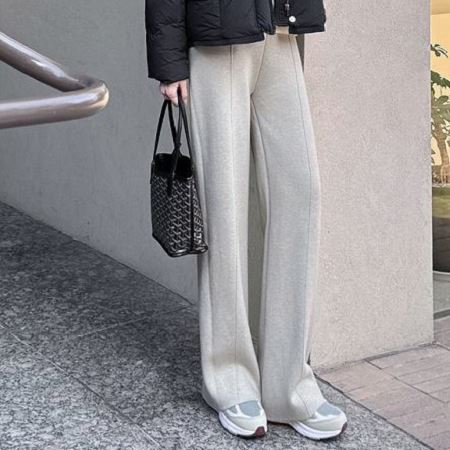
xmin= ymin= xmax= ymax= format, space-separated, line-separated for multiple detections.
xmin=318 ymin=318 xmax=450 ymax=450
xmin=0 ymin=200 xmax=430 ymax=449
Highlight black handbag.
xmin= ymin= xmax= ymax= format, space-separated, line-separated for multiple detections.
xmin=150 ymin=88 xmax=208 ymax=257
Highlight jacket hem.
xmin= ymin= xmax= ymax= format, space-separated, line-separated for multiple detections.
xmin=187 ymin=31 xmax=265 ymax=47
xmin=290 ymin=24 xmax=325 ymax=34
xmin=147 ymin=71 xmax=190 ymax=84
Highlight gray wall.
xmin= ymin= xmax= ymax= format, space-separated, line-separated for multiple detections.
xmin=0 ymin=0 xmax=433 ymax=368
xmin=0 ymin=0 xmax=198 ymax=297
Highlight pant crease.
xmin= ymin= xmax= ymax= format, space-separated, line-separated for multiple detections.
xmin=288 ymin=35 xmax=314 ymax=412
xmin=228 ymin=44 xmax=240 ymax=404
xmin=188 ymin=80 xmax=218 ymax=406
xmin=251 ymin=36 xmax=267 ymax=94
xmin=250 ymin=96 xmax=272 ymax=402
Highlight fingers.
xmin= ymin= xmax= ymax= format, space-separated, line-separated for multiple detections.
xmin=159 ymin=80 xmax=189 ymax=106
xmin=179 ymin=80 xmax=189 ymax=105
xmin=166 ymin=84 xmax=179 ymax=106
xmin=159 ymin=83 xmax=169 ymax=101
xmin=159 ymin=82 xmax=178 ymax=106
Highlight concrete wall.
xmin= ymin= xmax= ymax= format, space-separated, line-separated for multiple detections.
xmin=301 ymin=0 xmax=433 ymax=367
xmin=0 ymin=0 xmax=432 ymax=368
xmin=0 ymin=0 xmax=200 ymax=298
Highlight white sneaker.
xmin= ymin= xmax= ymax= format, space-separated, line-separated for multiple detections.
xmin=288 ymin=400 xmax=347 ymax=440
xmin=218 ymin=400 xmax=267 ymax=438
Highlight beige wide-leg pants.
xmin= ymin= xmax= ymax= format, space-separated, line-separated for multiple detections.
xmin=187 ymin=31 xmax=326 ymax=422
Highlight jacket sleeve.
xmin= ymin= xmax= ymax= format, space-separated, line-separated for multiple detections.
xmin=145 ymin=0 xmax=190 ymax=83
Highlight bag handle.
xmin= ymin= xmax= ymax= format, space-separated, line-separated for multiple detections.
xmin=176 ymin=88 xmax=194 ymax=165
xmin=152 ymin=86 xmax=193 ymax=197
xmin=152 ymin=96 xmax=178 ymax=159
xmin=166 ymin=96 xmax=184 ymax=196
xmin=166 ymin=87 xmax=194 ymax=195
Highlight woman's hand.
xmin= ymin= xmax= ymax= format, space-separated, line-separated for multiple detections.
xmin=159 ymin=79 xmax=189 ymax=106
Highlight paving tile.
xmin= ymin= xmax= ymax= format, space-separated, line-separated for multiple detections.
xmin=0 ymin=203 xmax=191 ymax=317
xmin=0 ymin=271 xmax=189 ymax=351
xmin=414 ymin=372 xmax=450 ymax=394
xmin=422 ymin=430 xmax=450 ymax=450
xmin=411 ymin=407 xmax=450 ymax=440
xmin=388 ymin=400 xmax=449 ymax=429
xmin=375 ymin=352 xmax=450 ymax=378
xmin=373 ymin=394 xmax=445 ymax=421
xmin=318 ymin=362 xmax=393 ymax=392
xmin=397 ymin=360 xmax=450 ymax=385
xmin=42 ymin=307 xmax=202 ymax=422
xmin=0 ymin=203 xmax=75 ymax=251
xmin=390 ymin=411 xmax=450 ymax=445
xmin=0 ymin=202 xmax=191 ymax=350
xmin=0 ymin=328 xmax=155 ymax=449
xmin=430 ymin=386 xmax=450 ymax=403
xmin=0 ymin=236 xmax=191 ymax=316
xmin=0 ymin=288 xmax=136 ymax=346
xmin=352 ymin=384 xmax=431 ymax=412
xmin=346 ymin=377 xmax=408 ymax=402
xmin=368 ymin=345 xmax=448 ymax=370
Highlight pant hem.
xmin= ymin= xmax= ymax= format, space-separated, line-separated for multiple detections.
xmin=266 ymin=410 xmax=319 ymax=423
xmin=201 ymin=383 xmax=262 ymax=413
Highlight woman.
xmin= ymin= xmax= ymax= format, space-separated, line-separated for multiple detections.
xmin=145 ymin=0 xmax=348 ymax=440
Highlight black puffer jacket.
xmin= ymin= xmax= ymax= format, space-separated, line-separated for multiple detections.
xmin=145 ymin=0 xmax=327 ymax=84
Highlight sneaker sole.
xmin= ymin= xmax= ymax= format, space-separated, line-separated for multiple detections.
xmin=290 ymin=420 xmax=347 ymax=440
xmin=218 ymin=411 xmax=267 ymax=438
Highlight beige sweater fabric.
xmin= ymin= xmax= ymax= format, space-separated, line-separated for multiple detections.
xmin=276 ymin=25 xmax=290 ymax=35
xmin=188 ymin=29 xmax=325 ymax=420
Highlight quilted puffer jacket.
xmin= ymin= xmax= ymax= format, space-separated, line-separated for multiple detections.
xmin=145 ymin=0 xmax=327 ymax=84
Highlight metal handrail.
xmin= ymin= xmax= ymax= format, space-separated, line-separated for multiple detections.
xmin=0 ymin=31 xmax=109 ymax=129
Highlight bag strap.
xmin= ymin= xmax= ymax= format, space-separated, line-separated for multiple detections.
xmin=168 ymin=88 xmax=194 ymax=183
xmin=178 ymin=90 xmax=192 ymax=157
xmin=176 ymin=88 xmax=194 ymax=165
xmin=166 ymin=98 xmax=183 ymax=196
xmin=172 ymin=94 xmax=184 ymax=151
xmin=152 ymin=86 xmax=193 ymax=197
xmin=152 ymin=97 xmax=178 ymax=159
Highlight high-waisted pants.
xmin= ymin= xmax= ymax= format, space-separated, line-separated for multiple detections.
xmin=187 ymin=31 xmax=326 ymax=422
